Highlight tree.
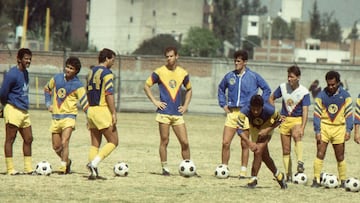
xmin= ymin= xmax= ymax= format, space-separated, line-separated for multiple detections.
xmin=180 ymin=27 xmax=221 ymax=57
xmin=272 ymin=16 xmax=289 ymax=40
xmin=309 ymin=0 xmax=321 ymax=39
xmin=132 ymin=34 xmax=180 ymax=55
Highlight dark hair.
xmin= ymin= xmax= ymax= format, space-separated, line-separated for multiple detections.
xmin=66 ymin=56 xmax=82 ymax=74
xmin=250 ymin=95 xmax=264 ymax=107
xmin=233 ymin=50 xmax=248 ymax=61
xmin=17 ymin=48 xmax=32 ymax=60
xmin=164 ymin=46 xmax=178 ymax=56
xmin=325 ymin=71 xmax=340 ymax=82
xmin=287 ymin=65 xmax=301 ymax=76
xmin=98 ymin=48 xmax=116 ymax=63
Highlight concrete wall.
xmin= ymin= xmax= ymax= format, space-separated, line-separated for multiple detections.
xmin=1 ymin=50 xmax=360 ymax=114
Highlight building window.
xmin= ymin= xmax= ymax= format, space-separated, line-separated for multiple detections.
xmin=316 ymin=58 xmax=327 ymax=63
xmin=250 ymin=21 xmax=257 ymax=27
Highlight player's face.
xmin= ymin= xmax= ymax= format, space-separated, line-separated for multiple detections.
xmin=18 ymin=54 xmax=32 ymax=70
xmin=287 ymin=72 xmax=299 ymax=89
xmin=64 ymin=64 xmax=78 ymax=80
xmin=234 ymin=57 xmax=246 ymax=73
xmin=165 ymin=50 xmax=178 ymax=68
xmin=326 ymin=78 xmax=339 ymax=95
xmin=250 ymin=105 xmax=263 ymax=117
xmin=106 ymin=55 xmax=115 ymax=68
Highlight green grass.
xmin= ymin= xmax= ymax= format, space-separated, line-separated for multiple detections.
xmin=0 ymin=110 xmax=359 ymax=202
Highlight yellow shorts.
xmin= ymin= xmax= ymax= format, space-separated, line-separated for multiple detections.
xmin=50 ymin=118 xmax=76 ymax=133
xmin=155 ymin=113 xmax=184 ymax=125
xmin=250 ymin=128 xmax=274 ymax=142
xmin=279 ymin=117 xmax=302 ymax=135
xmin=225 ymin=109 xmax=249 ymax=129
xmin=321 ymin=124 xmax=346 ymax=144
xmin=87 ymin=106 xmax=112 ymax=130
xmin=4 ymin=104 xmax=31 ymax=128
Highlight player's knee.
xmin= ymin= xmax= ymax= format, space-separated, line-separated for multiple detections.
xmin=336 ymin=154 xmax=345 ymax=162
xmin=23 ymin=136 xmax=33 ymax=145
xmin=53 ymin=145 xmax=62 ymax=153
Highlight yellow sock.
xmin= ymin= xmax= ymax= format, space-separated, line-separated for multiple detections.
xmin=98 ymin=143 xmax=116 ymax=160
xmin=24 ymin=156 xmax=33 ymax=172
xmin=294 ymin=141 xmax=303 ymax=162
xmin=5 ymin=157 xmax=15 ymax=174
xmin=337 ymin=160 xmax=346 ymax=181
xmin=283 ymin=155 xmax=291 ymax=175
xmin=314 ymin=158 xmax=323 ymax=182
xmin=276 ymin=172 xmax=284 ymax=181
xmin=88 ymin=146 xmax=99 ymax=162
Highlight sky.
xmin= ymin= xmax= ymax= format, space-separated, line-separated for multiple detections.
xmin=259 ymin=0 xmax=360 ymax=28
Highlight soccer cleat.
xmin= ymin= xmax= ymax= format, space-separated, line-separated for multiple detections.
xmin=311 ymin=178 xmax=321 ymax=188
xmin=239 ymin=171 xmax=247 ymax=179
xmin=66 ymin=159 xmax=72 ymax=174
xmin=8 ymin=170 xmax=21 ymax=175
xmin=276 ymin=172 xmax=288 ymax=189
xmin=286 ymin=173 xmax=292 ymax=183
xmin=247 ymin=177 xmax=258 ymax=189
xmin=340 ymin=180 xmax=346 ymax=188
xmin=297 ymin=161 xmax=305 ymax=173
xmin=24 ymin=171 xmax=37 ymax=175
xmin=86 ymin=163 xmax=98 ymax=180
xmin=162 ymin=168 xmax=170 ymax=176
xmin=58 ymin=166 xmax=67 ymax=175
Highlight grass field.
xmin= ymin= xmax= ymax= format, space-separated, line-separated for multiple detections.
xmin=0 ymin=110 xmax=359 ymax=203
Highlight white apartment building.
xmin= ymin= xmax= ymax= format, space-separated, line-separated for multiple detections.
xmin=88 ymin=0 xmax=204 ymax=54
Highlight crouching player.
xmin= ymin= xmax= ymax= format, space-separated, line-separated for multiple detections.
xmin=237 ymin=95 xmax=287 ymax=189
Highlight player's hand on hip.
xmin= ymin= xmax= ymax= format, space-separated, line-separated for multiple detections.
xmin=155 ymin=101 xmax=167 ymax=110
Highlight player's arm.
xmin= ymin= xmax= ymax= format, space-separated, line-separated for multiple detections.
xmin=354 ymin=96 xmax=360 ymax=144
xmin=354 ymin=124 xmax=360 ymax=144
xmin=300 ymin=94 xmax=311 ymax=136
xmin=0 ymin=72 xmax=14 ymax=105
xmin=268 ymin=87 xmax=280 ymax=106
xmin=313 ymin=97 xmax=322 ymax=140
xmin=256 ymin=73 xmax=271 ymax=101
xmin=77 ymin=87 xmax=89 ymax=114
xmin=44 ymin=77 xmax=55 ymax=112
xmin=344 ymin=97 xmax=353 ymax=141
xmin=217 ymin=76 xmax=230 ymax=112
xmin=179 ymin=88 xmax=192 ymax=114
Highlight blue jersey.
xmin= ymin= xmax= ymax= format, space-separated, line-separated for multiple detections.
xmin=273 ymin=83 xmax=311 ymax=117
xmin=237 ymin=102 xmax=281 ymax=134
xmin=218 ymin=67 xmax=271 ymax=109
xmin=44 ymin=73 xmax=88 ymax=119
xmin=0 ymin=66 xmax=29 ymax=110
xmin=355 ymin=94 xmax=360 ymax=125
xmin=145 ymin=65 xmax=191 ymax=115
xmin=313 ymin=87 xmax=353 ymax=134
xmin=86 ymin=66 xmax=114 ymax=106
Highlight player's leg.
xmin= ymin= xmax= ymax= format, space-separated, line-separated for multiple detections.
xmin=86 ymin=128 xmax=102 ymax=179
xmin=158 ymin=122 xmax=171 ymax=175
xmin=19 ymin=125 xmax=34 ymax=173
xmin=247 ymin=142 xmax=265 ymax=188
xmin=240 ymin=131 xmax=249 ymax=178
xmin=280 ymin=133 xmax=292 ymax=181
xmin=292 ymin=124 xmax=304 ymax=173
xmin=91 ymin=125 xmax=118 ymax=168
xmin=60 ymin=127 xmax=73 ymax=174
xmin=311 ymin=140 xmax=328 ymax=187
xmin=52 ymin=132 xmax=62 ymax=158
xmin=172 ymin=123 xmax=190 ymax=160
xmin=5 ymin=123 xmax=20 ymax=175
xmin=221 ymin=126 xmax=236 ymax=165
xmin=333 ymin=143 xmax=346 ymax=187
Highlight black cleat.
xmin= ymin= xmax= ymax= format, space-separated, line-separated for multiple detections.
xmin=66 ymin=159 xmax=72 ymax=174
xmin=297 ymin=161 xmax=305 ymax=173
xmin=247 ymin=178 xmax=258 ymax=189
xmin=311 ymin=178 xmax=321 ymax=188
xmin=87 ymin=163 xmax=98 ymax=180
xmin=162 ymin=168 xmax=170 ymax=176
xmin=276 ymin=172 xmax=288 ymax=189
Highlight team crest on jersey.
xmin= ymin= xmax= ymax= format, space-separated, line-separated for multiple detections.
xmin=229 ymin=78 xmax=236 ymax=85
xmin=286 ymin=99 xmax=294 ymax=106
xmin=328 ymin=104 xmax=338 ymax=114
xmin=169 ymin=80 xmax=177 ymax=88
xmin=253 ymin=118 xmax=264 ymax=126
xmin=57 ymin=88 xmax=66 ymax=98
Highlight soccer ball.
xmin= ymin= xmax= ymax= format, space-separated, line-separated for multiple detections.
xmin=320 ymin=172 xmax=329 ymax=186
xmin=292 ymin=172 xmax=308 ymax=185
xmin=178 ymin=159 xmax=196 ymax=177
xmin=323 ymin=174 xmax=339 ymax=188
xmin=113 ymin=162 xmax=129 ymax=177
xmin=345 ymin=177 xmax=360 ymax=192
xmin=214 ymin=164 xmax=229 ymax=179
xmin=35 ymin=161 xmax=52 ymax=176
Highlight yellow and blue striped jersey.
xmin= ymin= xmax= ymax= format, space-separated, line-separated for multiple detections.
xmin=145 ymin=65 xmax=191 ymax=115
xmin=313 ymin=87 xmax=353 ymax=134
xmin=87 ymin=66 xmax=114 ymax=107
xmin=354 ymin=95 xmax=360 ymax=125
xmin=44 ymin=73 xmax=88 ymax=119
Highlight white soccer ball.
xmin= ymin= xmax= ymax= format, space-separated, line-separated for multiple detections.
xmin=214 ymin=164 xmax=229 ymax=179
xmin=345 ymin=177 xmax=360 ymax=192
xmin=113 ymin=162 xmax=129 ymax=177
xmin=292 ymin=172 xmax=308 ymax=185
xmin=35 ymin=161 xmax=52 ymax=176
xmin=323 ymin=174 xmax=339 ymax=188
xmin=320 ymin=172 xmax=329 ymax=186
xmin=178 ymin=159 xmax=196 ymax=177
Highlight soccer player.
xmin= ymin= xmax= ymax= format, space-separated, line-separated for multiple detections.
xmin=0 ymin=48 xmax=34 ymax=175
xmin=311 ymin=71 xmax=353 ymax=188
xmin=86 ymin=48 xmax=118 ymax=180
xmin=268 ymin=65 xmax=310 ymax=182
xmin=237 ymin=95 xmax=287 ymax=189
xmin=218 ymin=50 xmax=271 ymax=178
xmin=144 ymin=46 xmax=192 ymax=176
xmin=44 ymin=56 xmax=89 ymax=174
xmin=354 ymin=94 xmax=360 ymax=144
